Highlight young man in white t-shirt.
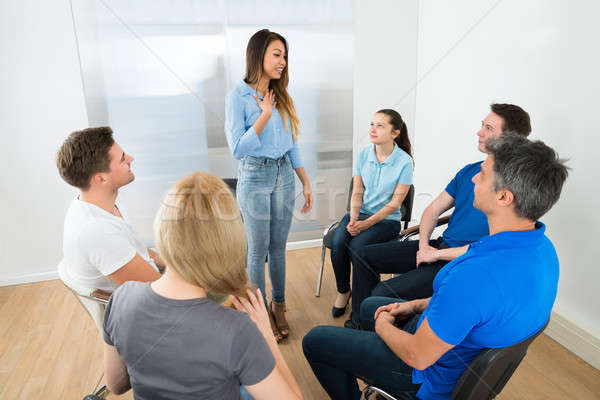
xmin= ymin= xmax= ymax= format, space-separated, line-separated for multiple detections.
xmin=57 ymin=127 xmax=162 ymax=291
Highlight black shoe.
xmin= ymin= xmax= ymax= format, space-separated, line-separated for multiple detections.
xmin=331 ymin=291 xmax=351 ymax=318
xmin=344 ymin=319 xmax=360 ymax=330
xmin=331 ymin=304 xmax=347 ymax=317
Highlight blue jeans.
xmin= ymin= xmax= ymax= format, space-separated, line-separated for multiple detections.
xmin=330 ymin=213 xmax=400 ymax=316
xmin=237 ymin=154 xmax=295 ymax=304
xmin=303 ymin=296 xmax=421 ymax=400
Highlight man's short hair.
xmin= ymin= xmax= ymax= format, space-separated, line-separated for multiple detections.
xmin=56 ymin=127 xmax=114 ymax=190
xmin=491 ymin=103 xmax=531 ymax=137
xmin=485 ymin=134 xmax=569 ymax=221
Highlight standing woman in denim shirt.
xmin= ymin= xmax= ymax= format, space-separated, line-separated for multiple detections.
xmin=225 ymin=29 xmax=312 ymax=342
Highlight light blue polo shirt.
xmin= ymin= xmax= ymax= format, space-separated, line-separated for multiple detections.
xmin=224 ymin=80 xmax=303 ymax=168
xmin=352 ymin=144 xmax=413 ymax=221
xmin=412 ymin=222 xmax=559 ymax=399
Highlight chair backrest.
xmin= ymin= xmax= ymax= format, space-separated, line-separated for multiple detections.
xmin=57 ymin=260 xmax=107 ymax=332
xmin=345 ymin=177 xmax=354 ymax=212
xmin=450 ymin=319 xmax=549 ymax=400
xmin=222 ymin=178 xmax=238 ymax=197
xmin=400 ymin=185 xmax=414 ymax=229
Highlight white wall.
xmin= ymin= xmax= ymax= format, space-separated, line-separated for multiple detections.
xmin=0 ymin=0 xmax=88 ymax=284
xmin=354 ymin=0 xmax=600 ymax=367
xmin=413 ymin=0 xmax=600 ymax=342
xmin=353 ymin=0 xmax=419 ymax=163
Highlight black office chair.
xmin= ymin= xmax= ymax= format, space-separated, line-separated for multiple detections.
xmin=222 ymin=178 xmax=239 ymax=197
xmin=361 ymin=319 xmax=550 ymax=400
xmin=315 ymin=179 xmax=415 ymax=297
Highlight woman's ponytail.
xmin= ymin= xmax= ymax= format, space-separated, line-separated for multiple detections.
xmin=377 ymin=109 xmax=412 ymax=157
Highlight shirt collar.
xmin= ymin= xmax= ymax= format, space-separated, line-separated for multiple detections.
xmin=367 ymin=143 xmax=401 ymax=165
xmin=238 ymin=80 xmax=260 ymax=97
xmin=470 ymin=221 xmax=546 ymax=250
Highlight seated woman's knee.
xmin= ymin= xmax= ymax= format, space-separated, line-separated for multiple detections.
xmin=372 ymin=279 xmax=399 ymax=298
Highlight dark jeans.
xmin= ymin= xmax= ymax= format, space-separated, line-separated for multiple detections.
xmin=303 ymin=297 xmax=421 ymax=400
xmin=349 ymin=238 xmax=449 ymax=324
xmin=330 ymin=213 xmax=401 ymax=295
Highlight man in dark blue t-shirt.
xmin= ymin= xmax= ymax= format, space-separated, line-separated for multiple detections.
xmin=303 ymin=134 xmax=569 ymax=400
xmin=343 ymin=104 xmax=532 ymax=329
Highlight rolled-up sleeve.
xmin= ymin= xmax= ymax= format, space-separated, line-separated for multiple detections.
xmin=225 ymin=93 xmax=261 ymax=159
xmin=286 ymin=140 xmax=303 ymax=169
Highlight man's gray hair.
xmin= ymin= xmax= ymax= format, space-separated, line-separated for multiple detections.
xmin=485 ymin=133 xmax=569 ymax=221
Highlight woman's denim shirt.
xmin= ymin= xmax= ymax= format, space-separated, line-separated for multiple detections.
xmin=225 ymin=80 xmax=303 ymax=169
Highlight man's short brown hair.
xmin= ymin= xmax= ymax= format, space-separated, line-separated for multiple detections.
xmin=490 ymin=103 xmax=532 ymax=137
xmin=56 ymin=127 xmax=114 ymax=190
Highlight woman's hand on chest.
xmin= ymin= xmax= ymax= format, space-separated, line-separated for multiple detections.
xmin=252 ymin=89 xmax=276 ymax=115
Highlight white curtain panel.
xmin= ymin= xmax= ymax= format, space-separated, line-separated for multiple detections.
xmin=71 ymin=0 xmax=354 ymax=243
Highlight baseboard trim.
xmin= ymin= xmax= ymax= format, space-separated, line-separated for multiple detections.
xmin=286 ymin=239 xmax=323 ymax=251
xmin=0 ymin=270 xmax=59 ymax=287
xmin=545 ymin=310 xmax=600 ymax=370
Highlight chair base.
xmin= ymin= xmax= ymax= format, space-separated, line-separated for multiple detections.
xmin=362 ymin=385 xmax=399 ymax=400
xmin=82 ymin=384 xmax=108 ymax=400
xmin=362 ymin=385 xmax=417 ymax=400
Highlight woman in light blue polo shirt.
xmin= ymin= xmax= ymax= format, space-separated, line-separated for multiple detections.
xmin=225 ymin=29 xmax=312 ymax=343
xmin=330 ymin=109 xmax=413 ymax=326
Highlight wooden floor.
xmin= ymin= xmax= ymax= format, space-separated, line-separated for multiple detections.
xmin=1 ymin=247 xmax=599 ymax=399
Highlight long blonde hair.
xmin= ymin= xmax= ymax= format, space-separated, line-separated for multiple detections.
xmin=245 ymin=29 xmax=300 ymax=141
xmin=154 ymin=172 xmax=250 ymax=298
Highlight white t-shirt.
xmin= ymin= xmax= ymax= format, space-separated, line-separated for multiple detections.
xmin=62 ymin=196 xmax=156 ymax=291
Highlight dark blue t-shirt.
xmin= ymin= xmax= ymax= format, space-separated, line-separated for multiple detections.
xmin=442 ymin=161 xmax=489 ymax=247
xmin=412 ymin=222 xmax=559 ymax=400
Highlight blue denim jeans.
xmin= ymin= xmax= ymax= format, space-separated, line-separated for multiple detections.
xmin=330 ymin=213 xmax=400 ymax=316
xmin=237 ymin=154 xmax=295 ymax=304
xmin=303 ymin=296 xmax=421 ymax=400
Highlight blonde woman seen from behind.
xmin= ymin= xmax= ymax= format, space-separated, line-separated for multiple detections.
xmin=102 ymin=172 xmax=303 ymax=400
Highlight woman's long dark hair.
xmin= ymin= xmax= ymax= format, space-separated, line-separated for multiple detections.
xmin=245 ymin=29 xmax=300 ymax=140
xmin=377 ymin=109 xmax=412 ymax=157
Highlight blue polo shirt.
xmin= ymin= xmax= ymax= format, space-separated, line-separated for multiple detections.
xmin=412 ymin=222 xmax=559 ymax=400
xmin=442 ymin=161 xmax=489 ymax=247
xmin=225 ymin=80 xmax=303 ymax=168
xmin=352 ymin=144 xmax=413 ymax=221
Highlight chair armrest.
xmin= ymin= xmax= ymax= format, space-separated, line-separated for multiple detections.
xmin=397 ymin=215 xmax=451 ymax=241
xmin=91 ymin=289 xmax=112 ymax=304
